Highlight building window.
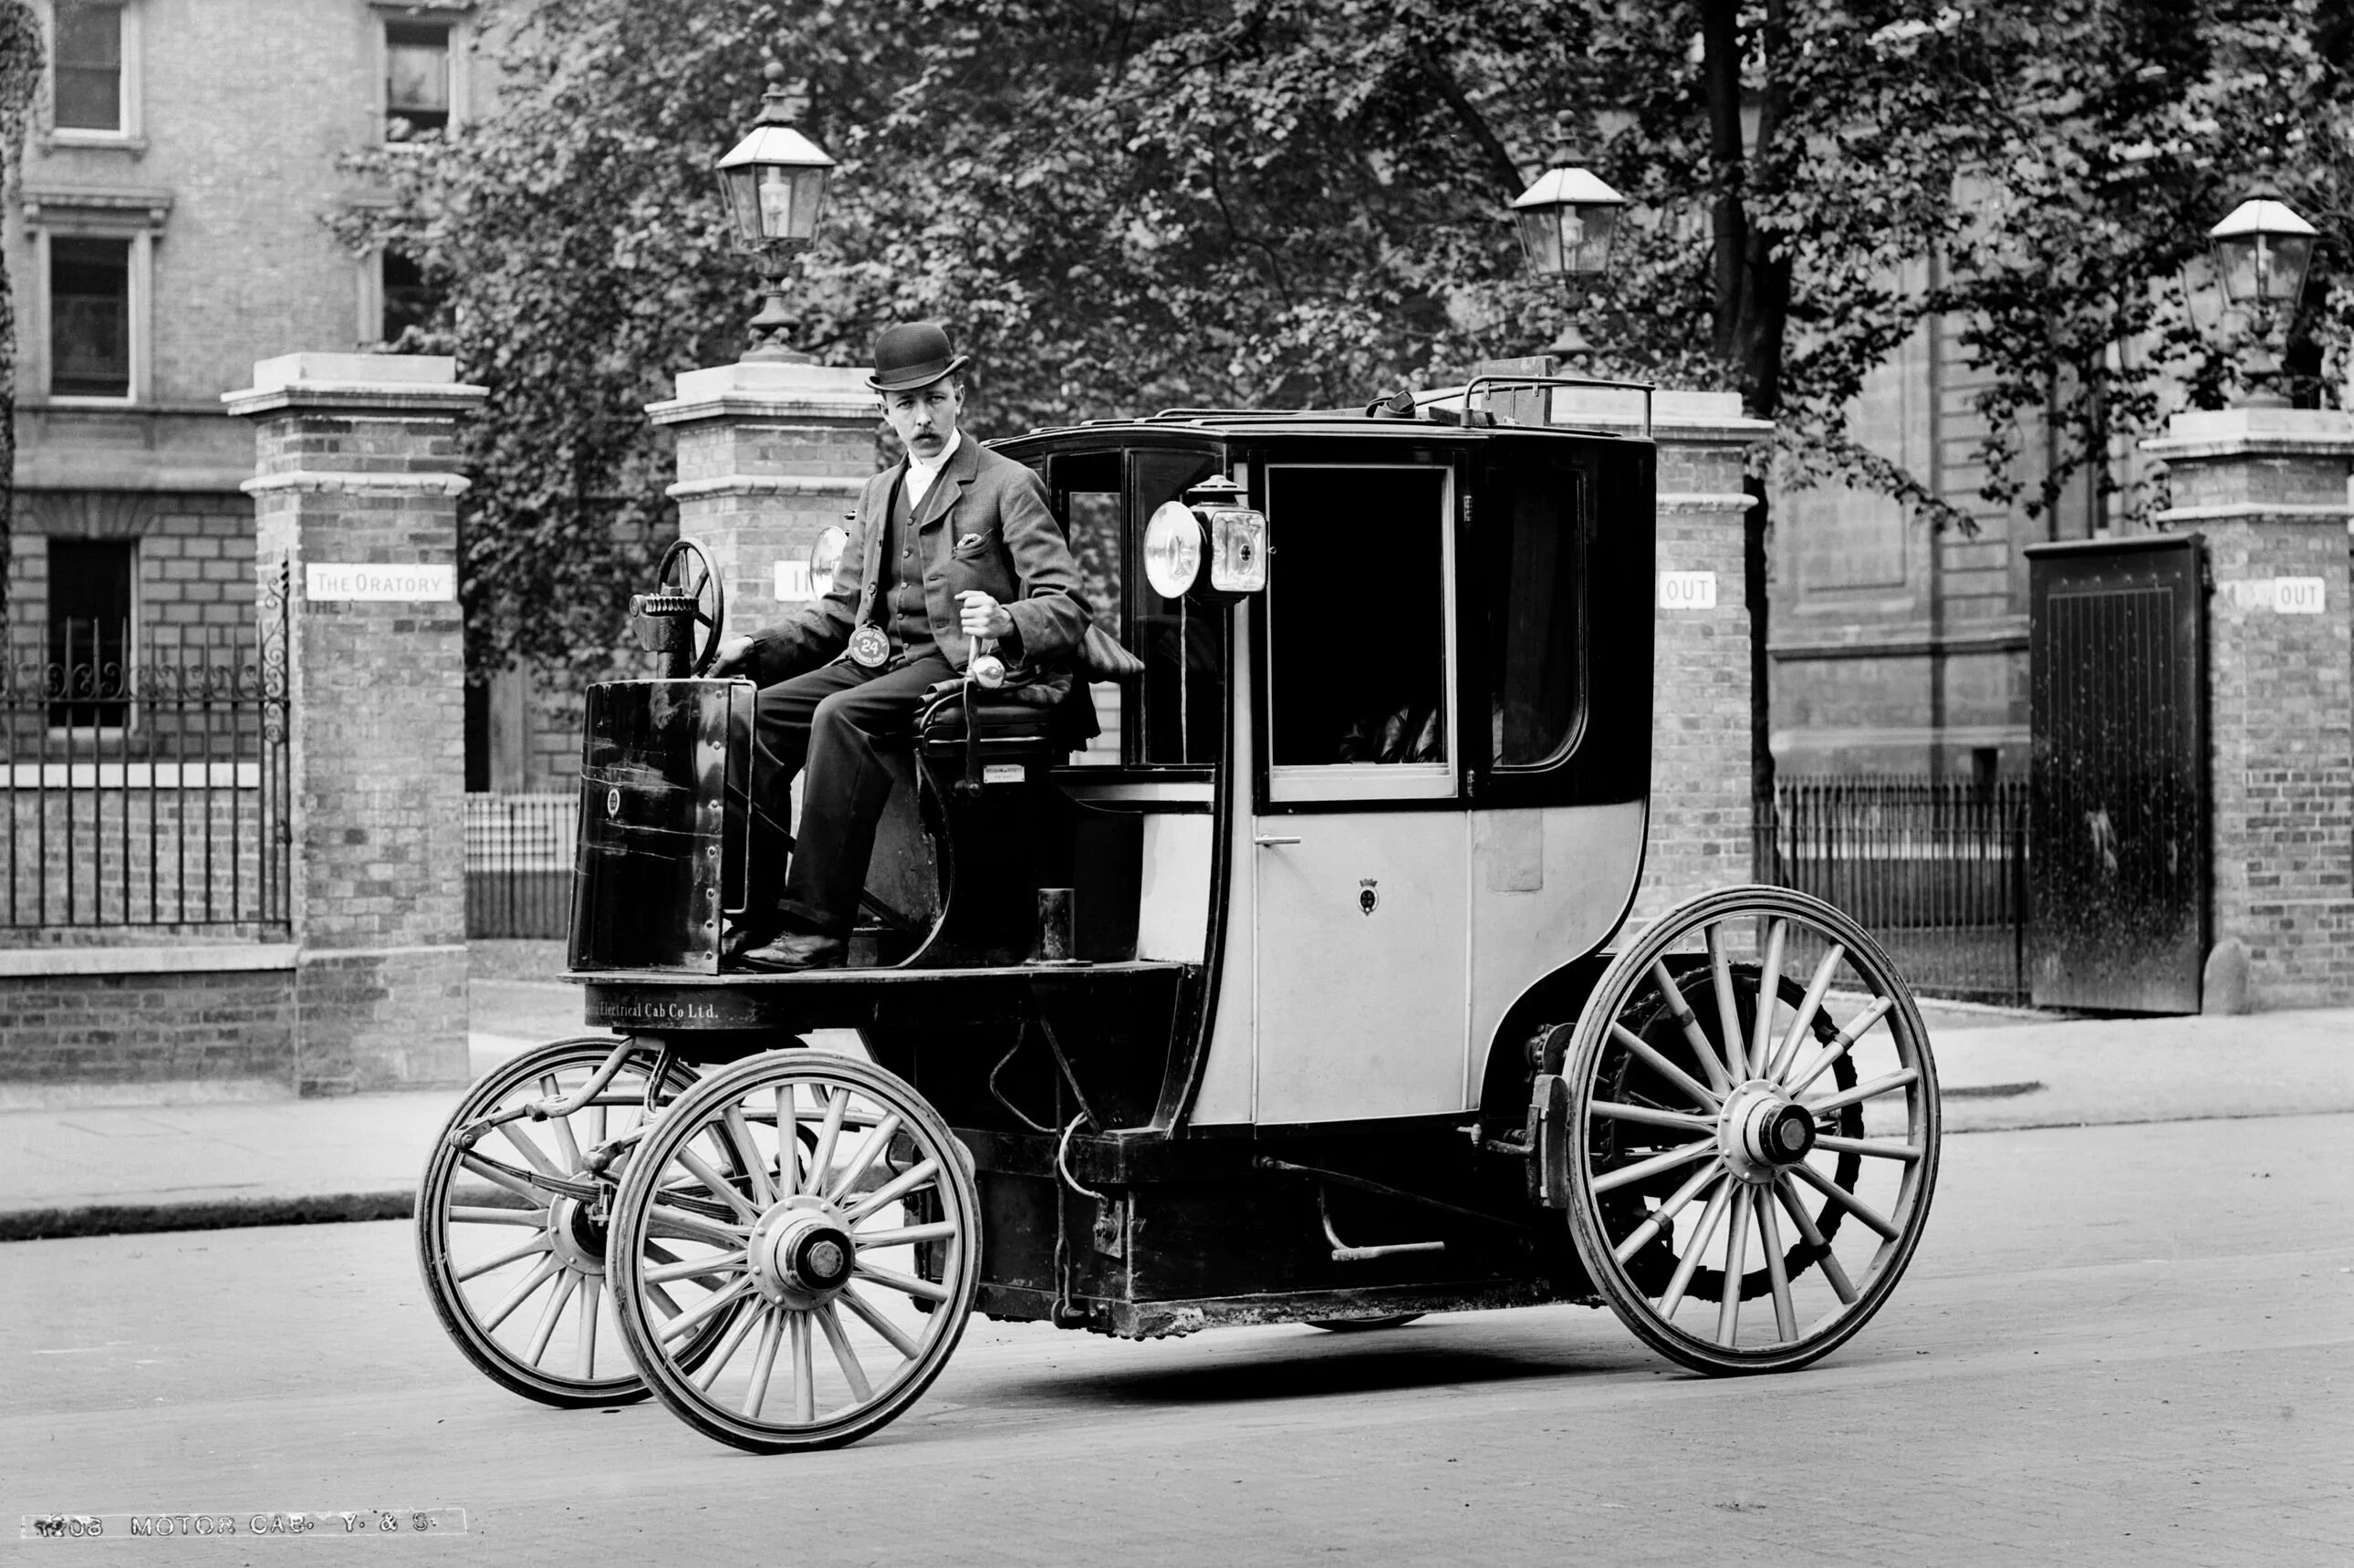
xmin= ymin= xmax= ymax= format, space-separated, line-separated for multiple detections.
xmin=48 ymin=235 xmax=132 ymax=399
xmin=53 ymin=1 xmax=123 ymax=130
xmin=385 ymin=19 xmax=452 ymax=140
xmin=47 ymin=539 xmax=135 ymax=729
xmin=380 ymin=248 xmax=441 ymax=343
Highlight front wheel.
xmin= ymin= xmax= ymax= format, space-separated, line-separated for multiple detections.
xmin=1561 ymin=887 xmax=1941 ymax=1376
xmin=607 ymin=1050 xmax=982 ymax=1453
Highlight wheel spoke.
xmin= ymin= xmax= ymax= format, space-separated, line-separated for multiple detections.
xmin=1787 ymin=1158 xmax=1901 ymax=1241
xmin=1772 ymin=1174 xmax=1858 ymax=1304
xmin=1755 ymin=1189 xmax=1797 ymax=1342
xmin=1707 ymin=924 xmax=1745 ymax=1078
xmin=827 ymin=1112 xmax=904 ymax=1204
xmin=816 ymin=1303 xmax=873 ymax=1403
xmin=497 ymin=1122 xmax=561 ymax=1179
xmin=693 ymin=1296 xmax=766 ymax=1393
xmin=539 ymin=1075 xmax=586 ymax=1171
xmin=808 ymin=1087 xmax=851 ymax=1196
xmin=724 ymin=1106 xmax=774 ymax=1207
xmin=1612 ymin=1161 xmax=1724 ymax=1264
xmin=478 ymin=1254 xmax=562 ymax=1333
xmin=1592 ymin=1136 xmax=1717 ymax=1195
xmin=644 ymin=1202 xmax=751 ymax=1251
xmin=525 ymin=1270 xmax=578 ymax=1365
xmin=1715 ymin=1182 xmax=1752 ymax=1345
xmin=1748 ymin=918 xmax=1787 ymax=1080
xmin=675 ymin=1146 xmax=761 ymax=1223
xmin=1784 ymin=996 xmax=1895 ymax=1096
xmin=449 ymin=1203 xmax=547 ymax=1228
xmin=1608 ymin=1023 xmax=1722 ymax=1111
xmin=654 ymin=1273 xmax=757 ymax=1345
xmin=1650 ymin=960 xmax=1733 ymax=1093
xmin=742 ymin=1307 xmax=785 ymax=1418
xmin=1657 ymin=1179 xmax=1734 ymax=1320
xmin=455 ymin=1232 xmax=552 ymax=1282
xmin=1590 ymin=1099 xmax=1716 ymax=1134
xmin=837 ymin=1283 xmax=922 ymax=1360
xmin=1768 ymin=942 xmax=1846 ymax=1081
xmin=852 ymin=1258 xmax=952 ymax=1304
xmin=643 ymin=1249 xmax=746 ymax=1285
xmin=852 ymin=1220 xmax=961 ymax=1249
xmin=842 ymin=1157 xmax=941 ymax=1225
xmin=1814 ymin=1134 xmax=1924 ymax=1162
xmin=1807 ymin=1068 xmax=1921 ymax=1117
xmin=575 ymin=1277 xmax=601 ymax=1381
xmin=775 ymin=1085 xmax=798 ymax=1199
xmin=791 ymin=1311 xmax=818 ymax=1425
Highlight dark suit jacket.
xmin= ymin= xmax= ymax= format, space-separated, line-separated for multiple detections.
xmin=745 ymin=437 xmax=1091 ymax=688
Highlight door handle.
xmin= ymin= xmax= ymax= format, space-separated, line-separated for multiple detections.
xmin=1254 ymin=835 xmax=1301 ymax=846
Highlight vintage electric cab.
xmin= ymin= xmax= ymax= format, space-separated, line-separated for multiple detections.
xmin=417 ymin=380 xmax=1943 ymax=1455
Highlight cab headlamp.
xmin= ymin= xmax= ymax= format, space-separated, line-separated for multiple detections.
xmin=1141 ymin=475 xmax=1269 ymax=604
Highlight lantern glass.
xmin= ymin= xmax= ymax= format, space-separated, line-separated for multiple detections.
xmin=1511 ymin=173 xmax=1625 ymax=281
xmin=719 ymin=162 xmax=830 ymax=244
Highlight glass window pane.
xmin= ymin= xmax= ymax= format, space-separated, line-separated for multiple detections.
xmin=1130 ymin=451 xmax=1222 ymax=764
xmin=387 ymin=22 xmax=450 ymax=137
xmin=47 ymin=538 xmax=134 ymax=727
xmin=380 ymin=248 xmax=441 ymax=343
xmin=1265 ymin=467 xmax=1448 ymax=767
xmin=1486 ymin=464 xmax=1587 ymax=767
xmin=53 ymin=2 xmax=122 ymax=130
xmin=1063 ymin=489 xmax=1124 ymax=765
xmin=49 ymin=236 xmax=130 ymax=398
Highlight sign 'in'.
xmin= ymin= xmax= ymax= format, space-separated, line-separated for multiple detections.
xmin=305 ymin=563 xmax=457 ymax=602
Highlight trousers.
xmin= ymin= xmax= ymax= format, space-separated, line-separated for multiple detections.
xmin=746 ymin=650 xmax=956 ymax=937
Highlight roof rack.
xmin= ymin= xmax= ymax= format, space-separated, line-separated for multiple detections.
xmin=1443 ymin=374 xmax=1653 ymax=438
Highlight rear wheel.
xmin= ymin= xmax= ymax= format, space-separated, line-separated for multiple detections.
xmin=608 ymin=1050 xmax=981 ymax=1453
xmin=416 ymin=1036 xmax=696 ymax=1407
xmin=1562 ymin=887 xmax=1941 ymax=1375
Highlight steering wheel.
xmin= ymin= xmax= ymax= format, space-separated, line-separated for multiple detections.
xmin=654 ymin=537 xmax=726 ymax=678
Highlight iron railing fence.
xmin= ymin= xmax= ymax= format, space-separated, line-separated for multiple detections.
xmin=1755 ymin=774 xmax=2030 ymax=1005
xmin=466 ymin=792 xmax=577 ymax=940
xmin=1 ymin=573 xmax=290 ymax=937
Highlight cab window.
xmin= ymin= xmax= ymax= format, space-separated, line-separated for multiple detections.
xmin=1263 ymin=464 xmax=1454 ymax=803
xmin=1485 ymin=463 xmax=1588 ymax=768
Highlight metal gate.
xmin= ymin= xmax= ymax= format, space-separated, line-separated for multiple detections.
xmin=2025 ymin=535 xmax=2207 ymax=1012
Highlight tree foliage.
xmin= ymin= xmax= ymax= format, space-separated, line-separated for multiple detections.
xmin=339 ymin=0 xmax=2354 ymax=681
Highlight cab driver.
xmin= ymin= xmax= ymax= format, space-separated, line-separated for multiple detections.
xmin=708 ymin=321 xmax=1091 ymax=971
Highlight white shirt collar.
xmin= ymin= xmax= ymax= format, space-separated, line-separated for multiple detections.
xmin=904 ymin=430 xmax=962 ymax=504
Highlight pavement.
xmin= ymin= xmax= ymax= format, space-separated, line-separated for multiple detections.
xmin=1 ymin=942 xmax=2348 ymax=1241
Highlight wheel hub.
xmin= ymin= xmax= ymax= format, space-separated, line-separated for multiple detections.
xmin=1719 ymin=1081 xmax=1817 ymax=1183
xmin=749 ymin=1197 xmax=858 ymax=1308
xmin=545 ymin=1194 xmax=609 ymax=1274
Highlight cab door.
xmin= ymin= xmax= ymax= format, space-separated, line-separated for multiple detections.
xmin=1249 ymin=462 xmax=1470 ymax=1125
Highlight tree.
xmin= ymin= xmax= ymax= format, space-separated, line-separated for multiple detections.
xmin=0 ymin=0 xmax=44 ymax=624
xmin=346 ymin=0 xmax=2352 ymax=763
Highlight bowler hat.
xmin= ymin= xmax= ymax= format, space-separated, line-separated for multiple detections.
xmin=867 ymin=322 xmax=972 ymax=393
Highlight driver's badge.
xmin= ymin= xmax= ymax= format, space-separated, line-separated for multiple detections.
xmin=847 ymin=623 xmax=891 ymax=669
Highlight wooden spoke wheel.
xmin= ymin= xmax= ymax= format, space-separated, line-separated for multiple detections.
xmin=608 ymin=1051 xmax=981 ymax=1453
xmin=416 ymin=1036 xmax=705 ymax=1407
xmin=1562 ymin=887 xmax=1941 ymax=1376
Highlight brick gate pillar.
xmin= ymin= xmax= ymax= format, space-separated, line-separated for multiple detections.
xmin=225 ymin=354 xmax=484 ymax=1093
xmin=2142 ymin=406 xmax=2354 ymax=1012
xmin=1630 ymin=391 xmax=1776 ymax=925
xmin=644 ymin=361 xmax=879 ymax=643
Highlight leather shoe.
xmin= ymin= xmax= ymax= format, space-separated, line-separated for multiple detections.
xmin=722 ymin=913 xmax=786 ymax=961
xmin=733 ymin=931 xmax=847 ymax=972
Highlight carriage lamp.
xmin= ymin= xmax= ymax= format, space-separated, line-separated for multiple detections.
xmin=716 ymin=63 xmax=838 ymax=362
xmin=1142 ymin=476 xmax=1268 ymax=603
xmin=807 ymin=523 xmax=849 ymax=600
xmin=1511 ymin=156 xmax=1626 ymax=360
xmin=2186 ymin=190 xmax=2318 ymax=407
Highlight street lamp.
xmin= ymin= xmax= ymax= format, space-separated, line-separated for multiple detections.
xmin=2188 ymin=189 xmax=2318 ymax=407
xmin=1510 ymin=154 xmax=1627 ymax=360
xmin=715 ymin=63 xmax=838 ymax=363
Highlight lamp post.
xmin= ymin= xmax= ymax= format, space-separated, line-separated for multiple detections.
xmin=2193 ymin=189 xmax=2318 ymax=407
xmin=1510 ymin=153 xmax=1627 ymax=362
xmin=715 ymin=63 xmax=838 ymax=363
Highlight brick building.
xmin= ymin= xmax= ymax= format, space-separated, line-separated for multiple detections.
xmin=7 ymin=0 xmax=475 ymax=680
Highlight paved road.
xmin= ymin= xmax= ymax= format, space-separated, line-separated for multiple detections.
xmin=5 ymin=1115 xmax=2348 ymax=1565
